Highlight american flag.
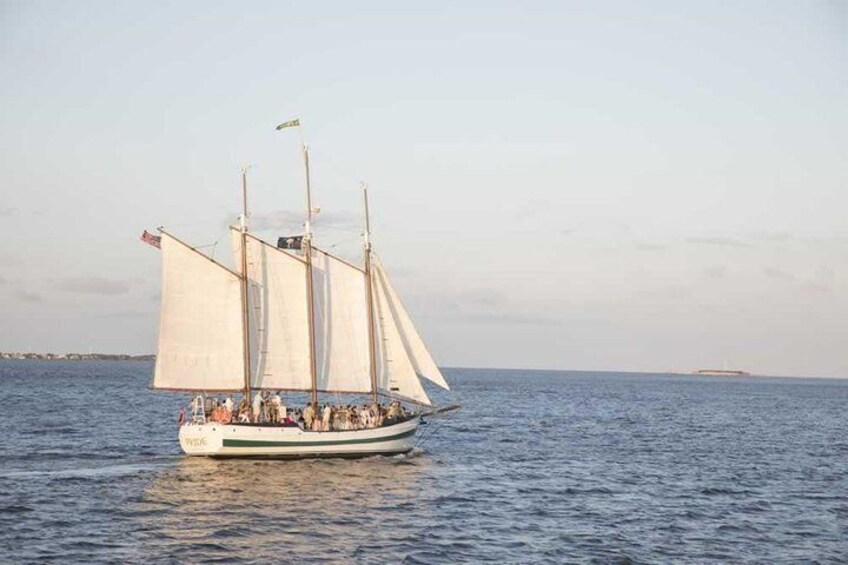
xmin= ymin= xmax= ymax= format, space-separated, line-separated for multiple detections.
xmin=140 ymin=230 xmax=161 ymax=249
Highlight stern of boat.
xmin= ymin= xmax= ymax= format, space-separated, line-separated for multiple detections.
xmin=179 ymin=422 xmax=225 ymax=456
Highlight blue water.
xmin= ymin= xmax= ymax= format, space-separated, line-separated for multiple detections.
xmin=1 ymin=361 xmax=847 ymax=563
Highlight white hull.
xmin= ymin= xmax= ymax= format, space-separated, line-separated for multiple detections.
xmin=178 ymin=417 xmax=419 ymax=459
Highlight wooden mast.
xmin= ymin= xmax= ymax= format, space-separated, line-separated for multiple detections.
xmin=276 ymin=118 xmax=319 ymax=413
xmin=239 ymin=167 xmax=253 ymax=409
xmin=362 ymin=183 xmax=379 ymax=405
xmin=302 ymin=141 xmax=320 ymax=412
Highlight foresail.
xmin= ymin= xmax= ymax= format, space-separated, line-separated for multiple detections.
xmin=372 ymin=267 xmax=430 ymax=405
xmin=373 ymin=257 xmax=450 ymax=390
xmin=311 ymin=249 xmax=372 ymax=393
xmin=233 ymin=229 xmax=312 ymax=391
xmin=154 ymin=232 xmax=245 ymax=391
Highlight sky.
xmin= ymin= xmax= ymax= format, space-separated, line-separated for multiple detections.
xmin=1 ymin=1 xmax=846 ymax=377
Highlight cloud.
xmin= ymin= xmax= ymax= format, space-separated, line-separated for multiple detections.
xmin=314 ymin=210 xmax=361 ymax=230
xmin=249 ymin=210 xmax=303 ymax=230
xmin=763 ymin=267 xmax=794 ymax=281
xmin=0 ymin=254 xmax=22 ymax=265
xmin=801 ymin=281 xmax=832 ymax=296
xmin=0 ymin=276 xmax=7 ymax=285
xmin=460 ymin=311 xmax=560 ymax=325
xmin=640 ymin=284 xmax=690 ymax=300
xmin=703 ymin=265 xmax=726 ymax=279
xmin=514 ymin=199 xmax=552 ymax=221
xmin=415 ymin=286 xmax=558 ymax=325
xmin=635 ymin=242 xmax=665 ymax=251
xmin=56 ymin=277 xmax=132 ymax=295
xmin=815 ymin=266 xmax=835 ymax=281
xmin=0 ymin=207 xmax=16 ymax=217
xmin=686 ymin=236 xmax=747 ymax=248
xmin=458 ymin=288 xmax=507 ymax=308
xmin=96 ymin=310 xmax=152 ymax=319
xmin=750 ymin=231 xmax=793 ymax=243
xmin=16 ymin=290 xmax=42 ymax=303
xmin=250 ymin=210 xmax=360 ymax=231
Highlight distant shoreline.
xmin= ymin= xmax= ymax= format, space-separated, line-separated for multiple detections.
xmin=0 ymin=353 xmax=154 ymax=361
xmin=1 ymin=357 xmax=843 ymax=379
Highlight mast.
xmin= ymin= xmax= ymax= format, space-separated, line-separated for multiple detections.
xmin=276 ymin=118 xmax=319 ymax=411
xmin=362 ymin=183 xmax=379 ymax=405
xmin=239 ymin=167 xmax=253 ymax=408
xmin=301 ymin=135 xmax=320 ymax=412
xmin=275 ymin=119 xmax=319 ymax=411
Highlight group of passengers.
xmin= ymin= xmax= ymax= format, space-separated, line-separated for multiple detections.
xmin=198 ymin=392 xmax=408 ymax=431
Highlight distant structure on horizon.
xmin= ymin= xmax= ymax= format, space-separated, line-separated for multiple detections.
xmin=691 ymin=368 xmax=751 ymax=376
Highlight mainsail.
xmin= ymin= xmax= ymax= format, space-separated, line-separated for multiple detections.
xmin=311 ymin=248 xmax=372 ymax=394
xmin=235 ymin=230 xmax=312 ymax=391
xmin=154 ymin=232 xmax=246 ymax=391
xmin=157 ymin=230 xmax=446 ymax=403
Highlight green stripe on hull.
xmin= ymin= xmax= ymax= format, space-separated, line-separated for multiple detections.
xmin=209 ymin=449 xmax=412 ymax=460
xmin=222 ymin=427 xmax=417 ymax=448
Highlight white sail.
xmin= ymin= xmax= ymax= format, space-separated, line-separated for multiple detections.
xmin=234 ymin=230 xmax=312 ymax=391
xmin=371 ymin=267 xmax=430 ymax=405
xmin=373 ymin=256 xmax=450 ymax=390
xmin=311 ymin=249 xmax=372 ymax=393
xmin=154 ymin=232 xmax=246 ymax=391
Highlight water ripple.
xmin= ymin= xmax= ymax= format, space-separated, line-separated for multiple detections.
xmin=1 ymin=362 xmax=847 ymax=562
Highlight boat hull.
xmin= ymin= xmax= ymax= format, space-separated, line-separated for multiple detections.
xmin=178 ymin=417 xmax=419 ymax=459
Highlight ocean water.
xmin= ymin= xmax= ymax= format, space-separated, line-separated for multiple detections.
xmin=1 ymin=361 xmax=847 ymax=563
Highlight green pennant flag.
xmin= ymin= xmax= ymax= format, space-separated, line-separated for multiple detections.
xmin=275 ymin=118 xmax=300 ymax=130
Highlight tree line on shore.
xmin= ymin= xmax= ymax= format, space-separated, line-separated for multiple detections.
xmin=0 ymin=352 xmax=155 ymax=361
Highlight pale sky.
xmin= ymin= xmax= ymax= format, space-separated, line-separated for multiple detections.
xmin=1 ymin=1 xmax=846 ymax=377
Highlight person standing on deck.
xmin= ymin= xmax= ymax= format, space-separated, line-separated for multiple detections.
xmin=370 ymin=403 xmax=382 ymax=427
xmin=262 ymin=390 xmax=273 ymax=422
xmin=269 ymin=391 xmax=282 ymax=423
xmin=322 ymin=405 xmax=332 ymax=431
xmin=303 ymin=403 xmax=314 ymax=430
xmin=192 ymin=395 xmax=203 ymax=420
xmin=275 ymin=392 xmax=287 ymax=422
xmin=252 ymin=393 xmax=263 ymax=423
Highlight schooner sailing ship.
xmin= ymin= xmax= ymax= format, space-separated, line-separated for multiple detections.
xmin=143 ymin=120 xmax=455 ymax=458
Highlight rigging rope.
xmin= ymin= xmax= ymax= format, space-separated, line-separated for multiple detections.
xmin=412 ymin=411 xmax=454 ymax=451
xmin=195 ymin=240 xmax=220 ymax=260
